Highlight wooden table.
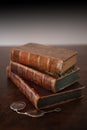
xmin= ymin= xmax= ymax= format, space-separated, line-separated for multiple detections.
xmin=0 ymin=45 xmax=87 ymax=130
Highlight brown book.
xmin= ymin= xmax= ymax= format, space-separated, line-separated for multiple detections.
xmin=6 ymin=66 xmax=84 ymax=109
xmin=11 ymin=43 xmax=77 ymax=76
xmin=10 ymin=61 xmax=80 ymax=93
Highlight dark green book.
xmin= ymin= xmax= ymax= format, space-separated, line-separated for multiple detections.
xmin=7 ymin=66 xmax=84 ymax=109
xmin=10 ymin=61 xmax=80 ymax=93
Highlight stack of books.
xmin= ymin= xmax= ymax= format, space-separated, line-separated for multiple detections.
xmin=6 ymin=43 xmax=85 ymax=109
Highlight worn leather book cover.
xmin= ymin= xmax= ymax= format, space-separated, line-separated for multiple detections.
xmin=10 ymin=61 xmax=80 ymax=93
xmin=11 ymin=43 xmax=77 ymax=76
xmin=6 ymin=66 xmax=84 ymax=109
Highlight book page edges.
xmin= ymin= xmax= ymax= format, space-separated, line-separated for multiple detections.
xmin=38 ymin=96 xmax=84 ymax=109
xmin=61 ymin=54 xmax=77 ymax=74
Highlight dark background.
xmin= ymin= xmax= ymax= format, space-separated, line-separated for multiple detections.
xmin=0 ymin=1 xmax=87 ymax=46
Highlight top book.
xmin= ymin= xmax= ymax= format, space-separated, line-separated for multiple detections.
xmin=11 ymin=43 xmax=78 ymax=76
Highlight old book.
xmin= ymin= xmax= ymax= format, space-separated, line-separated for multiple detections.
xmin=6 ymin=66 xmax=84 ymax=109
xmin=11 ymin=43 xmax=77 ymax=76
xmin=10 ymin=61 xmax=80 ymax=93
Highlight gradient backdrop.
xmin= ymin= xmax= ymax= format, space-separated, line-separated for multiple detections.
xmin=0 ymin=3 xmax=87 ymax=46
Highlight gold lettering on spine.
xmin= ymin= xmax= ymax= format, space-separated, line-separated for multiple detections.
xmin=42 ymin=74 xmax=45 ymax=88
xmin=50 ymin=79 xmax=56 ymax=93
xmin=34 ymin=94 xmax=40 ymax=109
xmin=37 ymin=56 xmax=40 ymax=67
xmin=47 ymin=57 xmax=50 ymax=72
xmin=56 ymin=60 xmax=63 ymax=72
xmin=30 ymin=88 xmax=40 ymax=109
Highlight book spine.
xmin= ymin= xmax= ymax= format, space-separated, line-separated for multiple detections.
xmin=6 ymin=66 xmax=40 ymax=109
xmin=11 ymin=48 xmax=63 ymax=75
xmin=10 ymin=61 xmax=56 ymax=93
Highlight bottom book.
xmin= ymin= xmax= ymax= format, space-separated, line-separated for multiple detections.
xmin=6 ymin=66 xmax=85 ymax=109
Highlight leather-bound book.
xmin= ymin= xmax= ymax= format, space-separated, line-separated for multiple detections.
xmin=10 ymin=61 xmax=80 ymax=93
xmin=11 ymin=43 xmax=77 ymax=76
xmin=6 ymin=66 xmax=84 ymax=109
